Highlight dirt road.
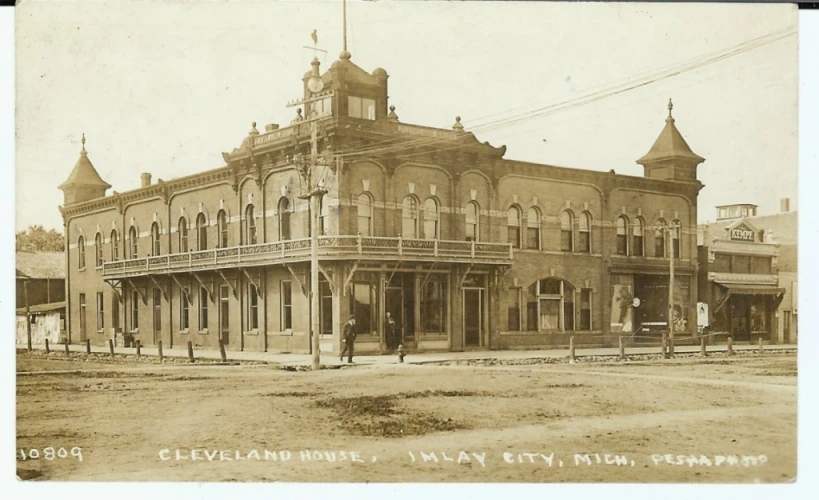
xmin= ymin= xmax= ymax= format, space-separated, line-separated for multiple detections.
xmin=16 ymin=353 xmax=796 ymax=483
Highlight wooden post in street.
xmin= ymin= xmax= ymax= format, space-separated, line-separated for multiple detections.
xmin=136 ymin=340 xmax=141 ymax=358
xmin=64 ymin=340 xmax=70 ymax=355
xmin=108 ymin=339 xmax=114 ymax=356
xmin=219 ymin=340 xmax=227 ymax=363
xmin=727 ymin=336 xmax=734 ymax=356
xmin=661 ymin=333 xmax=668 ymax=359
xmin=187 ymin=341 xmax=194 ymax=363
xmin=758 ymin=337 xmax=764 ymax=355
xmin=569 ymin=336 xmax=576 ymax=364
xmin=700 ymin=337 xmax=707 ymax=357
xmin=44 ymin=338 xmax=50 ymax=353
xmin=24 ymin=280 xmax=32 ymax=351
xmin=158 ymin=340 xmax=164 ymax=362
xmin=85 ymin=338 xmax=91 ymax=354
xmin=618 ymin=336 xmax=625 ymax=361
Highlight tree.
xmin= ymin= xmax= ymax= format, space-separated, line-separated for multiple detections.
xmin=16 ymin=225 xmax=64 ymax=252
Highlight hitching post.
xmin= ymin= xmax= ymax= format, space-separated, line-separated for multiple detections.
xmin=44 ymin=338 xmax=50 ymax=354
xmin=618 ymin=336 xmax=625 ymax=360
xmin=158 ymin=340 xmax=164 ymax=361
xmin=108 ymin=339 xmax=114 ymax=356
xmin=187 ymin=341 xmax=194 ymax=363
xmin=727 ymin=336 xmax=734 ymax=356
xmin=85 ymin=338 xmax=91 ymax=354
xmin=758 ymin=337 xmax=764 ymax=355
xmin=569 ymin=336 xmax=576 ymax=364
xmin=700 ymin=337 xmax=706 ymax=357
xmin=219 ymin=340 xmax=227 ymax=363
xmin=136 ymin=340 xmax=141 ymax=358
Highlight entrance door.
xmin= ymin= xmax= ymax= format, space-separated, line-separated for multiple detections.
xmin=219 ymin=285 xmax=230 ymax=345
xmin=152 ymin=288 xmax=162 ymax=344
xmin=463 ymin=288 xmax=482 ymax=347
xmin=386 ymin=287 xmax=403 ymax=349
xmin=730 ymin=296 xmax=750 ymax=341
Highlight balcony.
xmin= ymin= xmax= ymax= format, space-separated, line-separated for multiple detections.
xmin=101 ymin=235 xmax=514 ymax=279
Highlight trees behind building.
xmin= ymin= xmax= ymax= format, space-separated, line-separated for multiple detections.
xmin=16 ymin=225 xmax=64 ymax=252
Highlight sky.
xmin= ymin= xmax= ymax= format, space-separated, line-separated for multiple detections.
xmin=15 ymin=0 xmax=798 ymax=231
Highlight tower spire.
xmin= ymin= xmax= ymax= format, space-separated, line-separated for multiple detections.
xmin=81 ymin=132 xmax=86 ymax=154
xmin=667 ymin=98 xmax=674 ymax=121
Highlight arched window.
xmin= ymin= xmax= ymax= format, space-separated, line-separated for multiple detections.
xmin=402 ymin=196 xmax=419 ymax=239
xmin=616 ymin=216 xmax=629 ymax=256
xmin=526 ymin=207 xmax=541 ymax=250
xmin=507 ymin=206 xmax=521 ymax=249
xmin=560 ymin=211 xmax=574 ymax=252
xmin=654 ymin=219 xmax=667 ymax=258
xmin=196 ymin=213 xmax=207 ymax=251
xmin=151 ymin=222 xmax=161 ymax=256
xmin=94 ymin=233 xmax=103 ymax=267
xmin=423 ymin=198 xmax=439 ymax=240
xmin=633 ymin=217 xmax=644 ymax=257
xmin=178 ymin=217 xmax=188 ymax=253
xmin=77 ymin=236 xmax=86 ymax=269
xmin=357 ymin=193 xmax=372 ymax=236
xmin=129 ymin=226 xmax=138 ymax=259
xmin=465 ymin=201 xmax=479 ymax=242
xmin=245 ymin=204 xmax=257 ymax=245
xmin=278 ymin=197 xmax=291 ymax=241
xmin=110 ymin=230 xmax=119 ymax=262
xmin=318 ymin=194 xmax=328 ymax=236
xmin=671 ymin=219 xmax=681 ymax=258
xmin=578 ymin=212 xmax=591 ymax=253
xmin=217 ymin=210 xmax=229 ymax=248
xmin=526 ymin=278 xmax=576 ymax=332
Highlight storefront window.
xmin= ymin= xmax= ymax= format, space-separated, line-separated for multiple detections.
xmin=506 ymin=287 xmax=521 ymax=331
xmin=610 ymin=281 xmax=635 ymax=333
xmin=421 ymin=276 xmax=447 ymax=334
xmin=580 ymin=289 xmax=592 ymax=330
xmin=526 ymin=278 xmax=575 ymax=332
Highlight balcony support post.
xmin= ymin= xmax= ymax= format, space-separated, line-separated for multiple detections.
xmin=342 ymin=261 xmax=359 ymax=296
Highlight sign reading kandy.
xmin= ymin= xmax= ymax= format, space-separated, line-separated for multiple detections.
xmin=729 ymin=224 xmax=756 ymax=242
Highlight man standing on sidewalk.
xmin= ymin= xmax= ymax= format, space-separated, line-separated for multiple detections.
xmin=339 ymin=315 xmax=357 ymax=363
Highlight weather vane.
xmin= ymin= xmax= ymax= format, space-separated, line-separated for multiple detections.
xmin=304 ymin=29 xmax=327 ymax=59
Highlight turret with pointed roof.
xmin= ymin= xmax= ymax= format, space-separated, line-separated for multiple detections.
xmin=637 ymin=99 xmax=705 ymax=182
xmin=58 ymin=134 xmax=111 ymax=205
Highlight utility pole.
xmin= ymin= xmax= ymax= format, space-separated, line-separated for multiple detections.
xmin=667 ymin=223 xmax=675 ymax=356
xmin=24 ymin=278 xmax=32 ymax=351
xmin=290 ymin=93 xmax=332 ymax=371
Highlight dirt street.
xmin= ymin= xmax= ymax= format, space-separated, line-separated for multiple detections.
xmin=16 ymin=352 xmax=796 ymax=483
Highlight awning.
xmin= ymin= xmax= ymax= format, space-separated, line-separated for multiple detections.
xmin=715 ymin=283 xmax=786 ymax=296
xmin=713 ymin=283 xmax=785 ymax=313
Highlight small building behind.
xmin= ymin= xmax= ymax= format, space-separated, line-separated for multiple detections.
xmin=16 ymin=301 xmax=66 ymax=345
xmin=16 ymin=251 xmax=66 ymax=309
xmin=698 ymin=201 xmax=796 ymax=344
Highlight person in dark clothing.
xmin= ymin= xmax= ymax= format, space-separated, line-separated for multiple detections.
xmin=385 ymin=312 xmax=396 ymax=351
xmin=339 ymin=315 xmax=357 ymax=363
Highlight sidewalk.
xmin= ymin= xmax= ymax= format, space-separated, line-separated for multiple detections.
xmin=18 ymin=342 xmax=798 ymax=368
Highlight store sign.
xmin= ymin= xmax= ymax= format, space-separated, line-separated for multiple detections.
xmin=729 ymin=224 xmax=756 ymax=242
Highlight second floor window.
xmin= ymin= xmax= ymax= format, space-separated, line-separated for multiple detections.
xmin=110 ymin=230 xmax=119 ymax=261
xmin=246 ymin=204 xmax=257 ymax=245
xmin=578 ymin=212 xmax=591 ymax=253
xmin=616 ymin=216 xmax=628 ymax=256
xmin=217 ymin=210 xmax=229 ymax=248
xmin=357 ymin=193 xmax=372 ymax=236
xmin=526 ymin=207 xmax=541 ymax=250
xmin=465 ymin=201 xmax=479 ymax=242
xmin=560 ymin=211 xmax=573 ymax=252
xmin=129 ymin=226 xmax=138 ymax=258
xmin=151 ymin=222 xmax=161 ymax=256
xmin=197 ymin=213 xmax=207 ymax=251
xmin=423 ymin=198 xmax=439 ymax=240
xmin=77 ymin=236 xmax=86 ymax=269
xmin=278 ymin=197 xmax=291 ymax=241
xmin=507 ymin=206 xmax=521 ymax=249
xmin=654 ymin=219 xmax=667 ymax=258
xmin=402 ymin=196 xmax=418 ymax=239
xmin=632 ymin=218 xmax=644 ymax=257
xmin=178 ymin=217 xmax=188 ymax=252
xmin=95 ymin=233 xmax=103 ymax=267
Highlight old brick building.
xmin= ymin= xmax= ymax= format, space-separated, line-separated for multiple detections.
xmin=59 ymin=50 xmax=705 ymax=354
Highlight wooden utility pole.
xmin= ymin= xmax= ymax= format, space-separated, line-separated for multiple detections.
xmin=667 ymin=224 xmax=675 ymax=357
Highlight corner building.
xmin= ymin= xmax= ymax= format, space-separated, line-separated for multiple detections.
xmin=59 ymin=50 xmax=704 ymax=354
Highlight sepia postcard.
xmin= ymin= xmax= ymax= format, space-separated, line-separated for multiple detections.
xmin=13 ymin=0 xmax=800 ymax=487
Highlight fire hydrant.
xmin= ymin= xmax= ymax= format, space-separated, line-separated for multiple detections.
xmin=398 ymin=344 xmax=405 ymax=363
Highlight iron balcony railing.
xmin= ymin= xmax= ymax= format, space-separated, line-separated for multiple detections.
xmin=101 ymin=235 xmax=514 ymax=277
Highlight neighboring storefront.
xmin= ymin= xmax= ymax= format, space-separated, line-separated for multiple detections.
xmin=698 ymin=214 xmax=785 ymax=342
